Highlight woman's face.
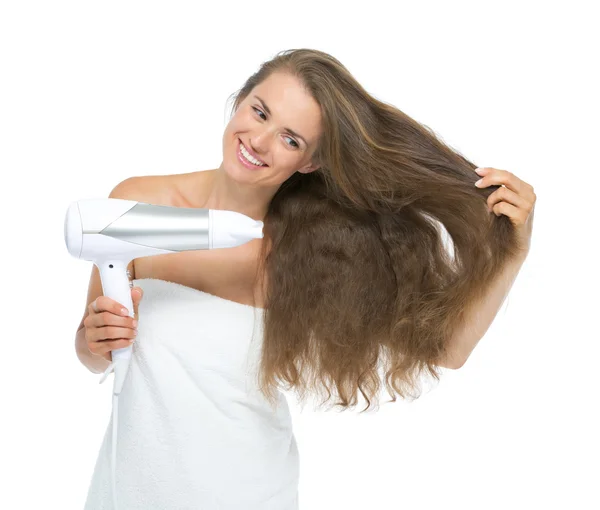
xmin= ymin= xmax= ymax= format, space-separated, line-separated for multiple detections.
xmin=222 ymin=71 xmax=322 ymax=187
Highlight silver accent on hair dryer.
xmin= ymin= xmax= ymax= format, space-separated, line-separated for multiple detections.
xmin=99 ymin=203 xmax=213 ymax=251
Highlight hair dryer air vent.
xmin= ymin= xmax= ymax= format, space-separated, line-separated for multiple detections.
xmin=65 ymin=201 xmax=83 ymax=259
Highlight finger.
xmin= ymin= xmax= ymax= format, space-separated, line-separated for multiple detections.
xmin=130 ymin=287 xmax=141 ymax=318
xmin=132 ymin=287 xmax=143 ymax=304
xmin=98 ymin=326 xmax=137 ymax=341
xmin=490 ymin=201 xmax=527 ymax=225
xmin=88 ymin=324 xmax=137 ymax=343
xmin=487 ymin=186 xmax=532 ymax=212
xmin=475 ymin=168 xmax=534 ymax=199
xmin=84 ymin=311 xmax=137 ymax=330
xmin=90 ymin=338 xmax=136 ymax=357
xmin=92 ymin=295 xmax=131 ymax=318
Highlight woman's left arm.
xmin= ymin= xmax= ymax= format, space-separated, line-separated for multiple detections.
xmin=448 ymin=167 xmax=536 ymax=367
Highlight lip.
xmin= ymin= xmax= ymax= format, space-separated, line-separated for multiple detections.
xmin=238 ymin=139 xmax=267 ymax=166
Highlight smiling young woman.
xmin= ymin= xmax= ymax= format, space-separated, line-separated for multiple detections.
xmin=79 ymin=48 xmax=527 ymax=510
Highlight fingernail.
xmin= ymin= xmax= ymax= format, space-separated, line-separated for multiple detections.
xmin=475 ymin=178 xmax=483 ymax=187
xmin=133 ymin=320 xmax=138 ymax=327
xmin=121 ymin=308 xmax=129 ymax=315
xmin=475 ymin=167 xmax=487 ymax=175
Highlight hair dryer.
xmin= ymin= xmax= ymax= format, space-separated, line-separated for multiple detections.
xmin=65 ymin=197 xmax=264 ymax=509
xmin=65 ymin=198 xmax=263 ymax=393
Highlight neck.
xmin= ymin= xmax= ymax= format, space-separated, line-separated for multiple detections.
xmin=201 ymin=164 xmax=275 ymax=221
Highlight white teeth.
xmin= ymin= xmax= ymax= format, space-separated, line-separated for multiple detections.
xmin=239 ymin=142 xmax=265 ymax=166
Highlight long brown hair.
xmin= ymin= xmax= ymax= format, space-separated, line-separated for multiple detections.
xmin=227 ymin=49 xmax=524 ymax=413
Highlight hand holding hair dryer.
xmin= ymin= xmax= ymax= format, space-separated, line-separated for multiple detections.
xmin=65 ymin=198 xmax=264 ymax=510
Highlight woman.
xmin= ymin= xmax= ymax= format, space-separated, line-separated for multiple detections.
xmin=76 ymin=48 xmax=535 ymax=509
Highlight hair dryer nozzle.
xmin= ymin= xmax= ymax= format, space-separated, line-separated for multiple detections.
xmin=209 ymin=210 xmax=264 ymax=248
xmin=64 ymin=201 xmax=83 ymax=258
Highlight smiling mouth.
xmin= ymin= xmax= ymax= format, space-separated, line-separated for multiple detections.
xmin=238 ymin=139 xmax=268 ymax=167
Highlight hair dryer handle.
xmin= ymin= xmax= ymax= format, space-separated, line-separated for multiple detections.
xmin=97 ymin=259 xmax=134 ymax=368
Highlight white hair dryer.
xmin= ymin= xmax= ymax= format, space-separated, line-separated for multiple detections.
xmin=64 ymin=198 xmax=264 ymax=509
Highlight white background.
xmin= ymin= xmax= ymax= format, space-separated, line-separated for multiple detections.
xmin=1 ymin=1 xmax=598 ymax=509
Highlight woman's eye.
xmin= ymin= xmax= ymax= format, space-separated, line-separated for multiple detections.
xmin=284 ymin=137 xmax=299 ymax=148
xmin=252 ymin=106 xmax=266 ymax=120
xmin=252 ymin=107 xmax=299 ymax=148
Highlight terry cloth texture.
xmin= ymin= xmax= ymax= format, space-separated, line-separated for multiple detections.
xmin=83 ymin=278 xmax=299 ymax=510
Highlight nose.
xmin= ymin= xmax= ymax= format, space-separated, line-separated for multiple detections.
xmin=248 ymin=140 xmax=263 ymax=155
xmin=250 ymin=128 xmax=274 ymax=155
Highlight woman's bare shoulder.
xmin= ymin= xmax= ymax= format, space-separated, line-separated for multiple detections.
xmin=109 ymin=173 xmax=184 ymax=207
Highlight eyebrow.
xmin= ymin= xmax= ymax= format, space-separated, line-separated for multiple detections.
xmin=254 ymin=95 xmax=308 ymax=146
